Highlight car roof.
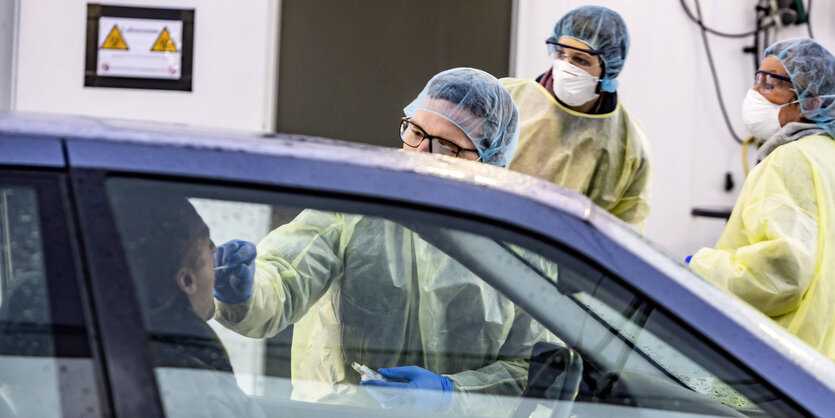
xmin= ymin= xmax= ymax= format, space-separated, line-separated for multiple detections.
xmin=3 ymin=111 xmax=835 ymax=407
xmin=0 ymin=111 xmax=590 ymax=215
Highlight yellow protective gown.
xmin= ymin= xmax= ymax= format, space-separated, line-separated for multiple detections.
xmin=214 ymin=209 xmax=545 ymax=407
xmin=690 ymin=135 xmax=835 ymax=361
xmin=500 ymin=78 xmax=652 ymax=230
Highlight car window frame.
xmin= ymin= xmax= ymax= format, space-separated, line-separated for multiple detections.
xmin=97 ymin=171 xmax=808 ymax=417
xmin=70 ymin=168 xmax=166 ymax=417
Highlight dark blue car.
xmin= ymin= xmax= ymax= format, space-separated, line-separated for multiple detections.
xmin=1 ymin=113 xmax=833 ymax=417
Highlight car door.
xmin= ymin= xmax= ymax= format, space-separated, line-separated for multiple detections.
xmin=66 ymin=135 xmax=823 ymax=417
xmin=0 ymin=167 xmax=107 ymax=417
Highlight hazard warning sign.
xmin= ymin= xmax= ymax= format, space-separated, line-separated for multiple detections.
xmin=85 ymin=4 xmax=193 ymax=90
xmin=101 ymin=25 xmax=128 ymax=50
xmin=95 ymin=16 xmax=183 ymax=80
xmin=151 ymin=27 xmax=177 ymax=52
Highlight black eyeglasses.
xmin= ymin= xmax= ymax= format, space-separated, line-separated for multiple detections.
xmin=399 ymin=117 xmax=479 ymax=160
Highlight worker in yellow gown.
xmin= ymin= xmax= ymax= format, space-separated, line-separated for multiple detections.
xmin=212 ymin=68 xmax=549 ymax=413
xmin=501 ymin=5 xmax=651 ymax=231
xmin=690 ymin=38 xmax=835 ymax=361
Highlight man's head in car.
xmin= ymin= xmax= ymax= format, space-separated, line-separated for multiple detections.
xmin=110 ymin=185 xmax=266 ymax=413
xmin=110 ymin=189 xmax=216 ymax=324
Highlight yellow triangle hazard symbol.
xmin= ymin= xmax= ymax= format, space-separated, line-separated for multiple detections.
xmin=101 ymin=25 xmax=128 ymax=50
xmin=151 ymin=28 xmax=177 ymax=52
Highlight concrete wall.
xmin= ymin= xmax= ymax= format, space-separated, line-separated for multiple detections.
xmin=513 ymin=0 xmax=835 ymax=258
xmin=13 ymin=0 xmax=279 ymax=131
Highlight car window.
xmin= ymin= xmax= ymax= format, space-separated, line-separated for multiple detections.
xmin=409 ymin=228 xmax=793 ymax=416
xmin=0 ymin=188 xmax=50 ymax=355
xmin=0 ymin=183 xmax=100 ymax=417
xmin=106 ymin=177 xmax=800 ymax=417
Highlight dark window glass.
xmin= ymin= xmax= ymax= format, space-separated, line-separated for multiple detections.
xmin=0 ymin=185 xmax=99 ymax=417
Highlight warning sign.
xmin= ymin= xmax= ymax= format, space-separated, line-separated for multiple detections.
xmin=85 ymin=4 xmax=194 ymax=91
xmin=95 ymin=16 xmax=183 ymax=80
xmin=101 ymin=25 xmax=128 ymax=50
xmin=151 ymin=27 xmax=177 ymax=52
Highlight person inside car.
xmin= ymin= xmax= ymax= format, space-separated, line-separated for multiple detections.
xmin=109 ymin=190 xmax=264 ymax=417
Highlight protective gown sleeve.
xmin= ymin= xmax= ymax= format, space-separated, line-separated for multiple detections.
xmin=445 ymin=246 xmax=550 ymax=396
xmin=444 ymin=307 xmax=546 ymax=415
xmin=445 ymin=304 xmax=544 ymax=395
xmin=689 ymin=144 xmax=818 ymax=317
xmin=214 ymin=210 xmax=356 ymax=338
xmin=609 ymin=141 xmax=652 ymax=232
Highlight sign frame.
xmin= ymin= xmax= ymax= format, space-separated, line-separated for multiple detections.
xmin=85 ymin=4 xmax=195 ymax=91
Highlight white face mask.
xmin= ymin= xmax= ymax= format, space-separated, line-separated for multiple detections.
xmin=551 ymin=59 xmax=600 ymax=107
xmin=742 ymin=89 xmax=797 ymax=140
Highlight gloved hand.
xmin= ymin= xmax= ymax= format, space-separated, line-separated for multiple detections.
xmin=685 ymin=254 xmax=693 ymax=265
xmin=360 ymin=366 xmax=453 ymax=412
xmin=213 ymin=239 xmax=257 ymax=304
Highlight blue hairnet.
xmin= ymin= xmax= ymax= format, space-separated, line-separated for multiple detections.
xmin=765 ymin=38 xmax=835 ymax=138
xmin=551 ymin=5 xmax=629 ymax=93
xmin=404 ymin=68 xmax=519 ymax=166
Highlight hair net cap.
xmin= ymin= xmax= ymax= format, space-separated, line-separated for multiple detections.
xmin=765 ymin=38 xmax=835 ymax=138
xmin=552 ymin=5 xmax=630 ymax=93
xmin=404 ymin=67 xmax=519 ymax=166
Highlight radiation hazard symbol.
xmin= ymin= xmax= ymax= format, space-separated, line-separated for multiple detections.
xmin=151 ymin=28 xmax=178 ymax=52
xmin=101 ymin=25 xmax=128 ymax=50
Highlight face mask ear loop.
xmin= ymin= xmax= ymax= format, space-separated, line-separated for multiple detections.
xmin=777 ymin=99 xmax=801 ymax=109
xmin=784 ymin=88 xmax=800 ymax=108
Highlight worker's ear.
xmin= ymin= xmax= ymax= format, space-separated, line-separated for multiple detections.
xmin=803 ymin=96 xmax=822 ymax=112
xmin=175 ymin=268 xmax=198 ymax=295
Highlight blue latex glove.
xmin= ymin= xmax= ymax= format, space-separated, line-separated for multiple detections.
xmin=213 ymin=239 xmax=257 ymax=304
xmin=360 ymin=366 xmax=453 ymax=412
xmin=685 ymin=254 xmax=693 ymax=265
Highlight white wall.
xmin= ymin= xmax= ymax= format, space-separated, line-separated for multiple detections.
xmin=513 ymin=0 xmax=835 ymax=258
xmin=13 ymin=0 xmax=279 ymax=131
